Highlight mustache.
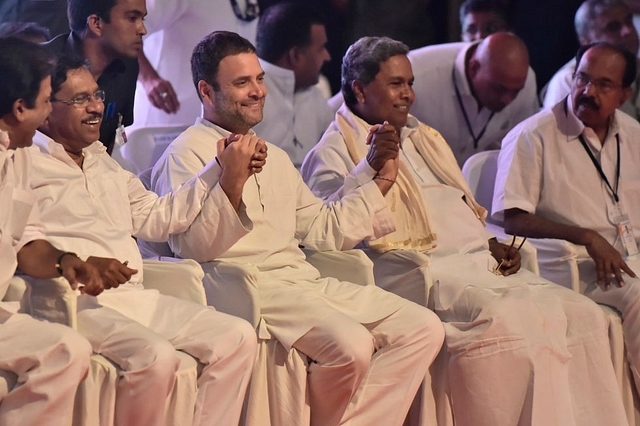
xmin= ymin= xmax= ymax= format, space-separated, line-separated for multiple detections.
xmin=576 ymin=96 xmax=599 ymax=110
xmin=83 ymin=113 xmax=103 ymax=121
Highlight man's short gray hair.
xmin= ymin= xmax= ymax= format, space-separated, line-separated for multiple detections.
xmin=341 ymin=36 xmax=409 ymax=109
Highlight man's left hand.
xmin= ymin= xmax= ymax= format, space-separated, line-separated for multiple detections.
xmin=488 ymin=238 xmax=521 ymax=276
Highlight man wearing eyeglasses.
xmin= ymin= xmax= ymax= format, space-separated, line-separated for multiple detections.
xmin=494 ymin=41 xmax=640 ymax=394
xmin=542 ymin=0 xmax=640 ymax=120
xmin=28 ymin=54 xmax=260 ymax=426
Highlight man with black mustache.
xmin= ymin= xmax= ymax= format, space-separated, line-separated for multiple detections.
xmin=494 ymin=41 xmax=640 ymax=391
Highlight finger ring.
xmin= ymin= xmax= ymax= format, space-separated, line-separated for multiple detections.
xmin=160 ymin=92 xmax=169 ymax=99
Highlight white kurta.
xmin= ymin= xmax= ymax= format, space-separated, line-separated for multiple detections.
xmin=302 ymin=106 xmax=628 ymax=426
xmin=132 ymin=0 xmax=258 ymax=128
xmin=542 ymin=58 xmax=640 ymax=120
xmin=494 ymin=96 xmax=640 ymax=392
xmin=252 ymin=60 xmax=333 ymax=168
xmin=28 ymin=132 xmax=257 ymax=426
xmin=408 ymin=41 xmax=540 ymax=166
xmin=151 ymin=117 xmax=445 ymax=426
xmin=0 ymin=131 xmax=91 ymax=426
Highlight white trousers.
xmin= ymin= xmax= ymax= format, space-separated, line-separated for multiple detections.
xmin=293 ymin=287 xmax=444 ymax=426
xmin=369 ymin=249 xmax=627 ymax=426
xmin=77 ymin=288 xmax=257 ymax=426
xmin=580 ymin=256 xmax=640 ymax=392
xmin=430 ymin=252 xmax=627 ymax=426
xmin=0 ymin=310 xmax=91 ymax=426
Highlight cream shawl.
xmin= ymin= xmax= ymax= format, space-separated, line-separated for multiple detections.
xmin=335 ymin=105 xmax=487 ymax=253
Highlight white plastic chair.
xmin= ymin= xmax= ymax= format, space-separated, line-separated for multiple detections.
xmin=14 ymin=259 xmax=205 ymax=426
xmin=463 ymin=149 xmax=640 ymax=425
xmin=112 ymin=125 xmax=188 ymax=175
xmin=461 ymin=149 xmax=539 ymax=273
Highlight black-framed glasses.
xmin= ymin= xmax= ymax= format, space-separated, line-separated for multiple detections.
xmin=573 ymin=72 xmax=623 ymax=94
xmin=51 ymin=89 xmax=105 ymax=108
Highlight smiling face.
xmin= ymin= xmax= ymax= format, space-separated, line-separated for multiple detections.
xmin=40 ymin=67 xmax=104 ymax=153
xmin=99 ymin=0 xmax=147 ymax=59
xmin=353 ymin=54 xmax=415 ymax=131
xmin=202 ymin=52 xmax=267 ymax=134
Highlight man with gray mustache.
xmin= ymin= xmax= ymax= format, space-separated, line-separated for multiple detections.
xmin=494 ymin=41 xmax=640 ymax=393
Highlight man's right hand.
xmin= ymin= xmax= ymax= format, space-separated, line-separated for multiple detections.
xmin=86 ymin=256 xmax=138 ymax=292
xmin=365 ymin=121 xmax=400 ymax=172
xmin=584 ymin=230 xmax=636 ymax=289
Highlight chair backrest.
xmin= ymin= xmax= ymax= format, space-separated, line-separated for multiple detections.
xmin=114 ymin=125 xmax=188 ymax=174
xmin=461 ymin=150 xmax=501 ymax=225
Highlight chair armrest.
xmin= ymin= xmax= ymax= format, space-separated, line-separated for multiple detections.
xmin=141 ymin=259 xmax=206 ymax=305
xmin=485 ymin=223 xmax=539 ymax=275
xmin=199 ymin=261 xmax=261 ymax=328
xmin=3 ymin=276 xmax=27 ymax=302
xmin=528 ymin=238 xmax=581 ymax=291
xmin=303 ymin=249 xmax=375 ymax=286
xmin=19 ymin=276 xmax=78 ymax=329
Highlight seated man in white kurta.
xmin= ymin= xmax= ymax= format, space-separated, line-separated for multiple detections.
xmin=252 ymin=3 xmax=333 ymax=168
xmin=494 ymin=41 xmax=640 ymax=397
xmin=0 ymin=37 xmax=96 ymax=426
xmin=301 ymin=36 xmax=628 ymax=426
xmin=151 ymin=31 xmax=445 ymax=426
xmin=29 ymin=54 xmax=258 ymax=426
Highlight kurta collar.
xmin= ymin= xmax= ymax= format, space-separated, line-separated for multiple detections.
xmin=197 ymin=117 xmax=257 ymax=137
xmin=0 ymin=130 xmax=9 ymax=150
xmin=32 ymin=130 xmax=105 ymax=168
xmin=339 ymin=104 xmax=419 ymax=142
xmin=259 ymin=59 xmax=295 ymax=97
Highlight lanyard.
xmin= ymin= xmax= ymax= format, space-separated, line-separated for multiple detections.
xmin=451 ymin=66 xmax=494 ymax=149
xmin=563 ymin=96 xmax=622 ymax=203
xmin=578 ymin=133 xmax=621 ymax=203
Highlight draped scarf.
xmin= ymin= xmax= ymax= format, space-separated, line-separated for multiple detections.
xmin=335 ymin=105 xmax=486 ymax=253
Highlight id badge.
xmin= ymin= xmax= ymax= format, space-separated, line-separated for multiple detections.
xmin=611 ymin=202 xmax=638 ymax=257
xmin=114 ymin=114 xmax=128 ymax=146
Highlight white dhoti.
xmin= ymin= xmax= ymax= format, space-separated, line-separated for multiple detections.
xmin=430 ymin=251 xmax=627 ymax=426
xmin=0 ymin=310 xmax=92 ymax=426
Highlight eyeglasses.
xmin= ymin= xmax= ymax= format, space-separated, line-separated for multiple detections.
xmin=51 ymin=89 xmax=105 ymax=108
xmin=573 ymin=72 xmax=623 ymax=94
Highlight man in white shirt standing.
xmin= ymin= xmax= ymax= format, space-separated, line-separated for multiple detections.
xmin=408 ymin=32 xmax=539 ymax=166
xmin=0 ymin=37 xmax=99 ymax=426
xmin=542 ymin=0 xmax=640 ymax=121
xmin=252 ymin=2 xmax=333 ymax=168
xmin=302 ymin=36 xmax=629 ymax=426
xmin=152 ymin=30 xmax=445 ymax=426
xmin=30 ymin=53 xmax=258 ymax=426
xmin=494 ymin=41 xmax=640 ymax=399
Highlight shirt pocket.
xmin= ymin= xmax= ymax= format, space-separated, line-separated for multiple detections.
xmin=6 ymin=186 xmax=36 ymax=243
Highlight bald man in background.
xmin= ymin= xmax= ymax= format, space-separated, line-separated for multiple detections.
xmin=408 ymin=32 xmax=540 ymax=165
